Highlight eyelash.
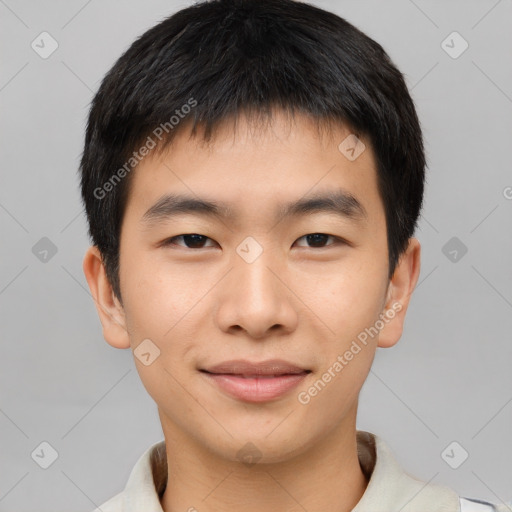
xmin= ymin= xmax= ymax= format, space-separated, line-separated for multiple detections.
xmin=160 ymin=233 xmax=347 ymax=250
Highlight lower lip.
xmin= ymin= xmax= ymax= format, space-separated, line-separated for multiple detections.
xmin=202 ymin=372 xmax=309 ymax=403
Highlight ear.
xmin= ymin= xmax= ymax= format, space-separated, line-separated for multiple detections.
xmin=82 ymin=245 xmax=130 ymax=349
xmin=377 ymin=237 xmax=421 ymax=349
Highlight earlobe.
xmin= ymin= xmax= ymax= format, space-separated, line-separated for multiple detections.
xmin=377 ymin=237 xmax=421 ymax=349
xmin=82 ymin=245 xmax=131 ymax=349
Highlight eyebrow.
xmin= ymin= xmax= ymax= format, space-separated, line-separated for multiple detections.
xmin=141 ymin=189 xmax=367 ymax=227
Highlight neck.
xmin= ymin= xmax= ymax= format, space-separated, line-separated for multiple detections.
xmin=159 ymin=414 xmax=369 ymax=512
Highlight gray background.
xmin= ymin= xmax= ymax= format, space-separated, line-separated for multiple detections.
xmin=1 ymin=0 xmax=511 ymax=510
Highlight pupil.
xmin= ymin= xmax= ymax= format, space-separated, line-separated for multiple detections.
xmin=307 ymin=234 xmax=327 ymax=247
xmin=184 ymin=234 xmax=205 ymax=248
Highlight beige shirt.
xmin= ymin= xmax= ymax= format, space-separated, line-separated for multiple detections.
xmin=92 ymin=430 xmax=508 ymax=512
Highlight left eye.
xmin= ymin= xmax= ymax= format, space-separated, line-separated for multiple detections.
xmin=161 ymin=233 xmax=342 ymax=249
xmin=294 ymin=233 xmax=340 ymax=248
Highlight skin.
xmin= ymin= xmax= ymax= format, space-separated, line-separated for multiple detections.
xmin=83 ymin=110 xmax=421 ymax=512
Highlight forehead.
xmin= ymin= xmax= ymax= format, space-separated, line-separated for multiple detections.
xmin=122 ymin=111 xmax=384 ymax=231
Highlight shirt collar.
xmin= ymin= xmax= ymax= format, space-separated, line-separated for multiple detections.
xmin=120 ymin=430 xmax=459 ymax=512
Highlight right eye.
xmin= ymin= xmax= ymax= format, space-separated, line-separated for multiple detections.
xmin=160 ymin=234 xmax=218 ymax=249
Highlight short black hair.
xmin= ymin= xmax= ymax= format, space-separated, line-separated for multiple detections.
xmin=80 ymin=0 xmax=425 ymax=302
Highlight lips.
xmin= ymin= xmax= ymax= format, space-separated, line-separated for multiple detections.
xmin=201 ymin=359 xmax=311 ymax=377
xmin=200 ymin=359 xmax=311 ymax=402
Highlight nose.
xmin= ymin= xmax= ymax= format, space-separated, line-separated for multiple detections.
xmin=215 ymin=247 xmax=299 ymax=339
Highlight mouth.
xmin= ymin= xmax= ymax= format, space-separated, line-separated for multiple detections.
xmin=200 ymin=358 xmax=311 ymax=376
xmin=199 ymin=359 xmax=312 ymax=402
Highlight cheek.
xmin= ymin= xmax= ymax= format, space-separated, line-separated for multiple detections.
xmin=119 ymin=249 xmax=183 ymax=341
xmin=119 ymin=254 xmax=200 ymax=403
xmin=120 ymin=250 xmax=221 ymax=363
xmin=297 ymin=268 xmax=384 ymax=421
xmin=303 ymin=256 xmax=387 ymax=335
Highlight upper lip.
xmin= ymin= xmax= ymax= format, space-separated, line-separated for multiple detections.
xmin=201 ymin=359 xmax=310 ymax=376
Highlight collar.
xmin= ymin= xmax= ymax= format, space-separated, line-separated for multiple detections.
xmin=106 ymin=430 xmax=460 ymax=511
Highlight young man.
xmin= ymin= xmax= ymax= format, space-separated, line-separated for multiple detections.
xmin=80 ymin=0 xmax=508 ymax=510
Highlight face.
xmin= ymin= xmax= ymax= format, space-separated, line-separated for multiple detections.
xmin=85 ymin=111 xmax=418 ymax=464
